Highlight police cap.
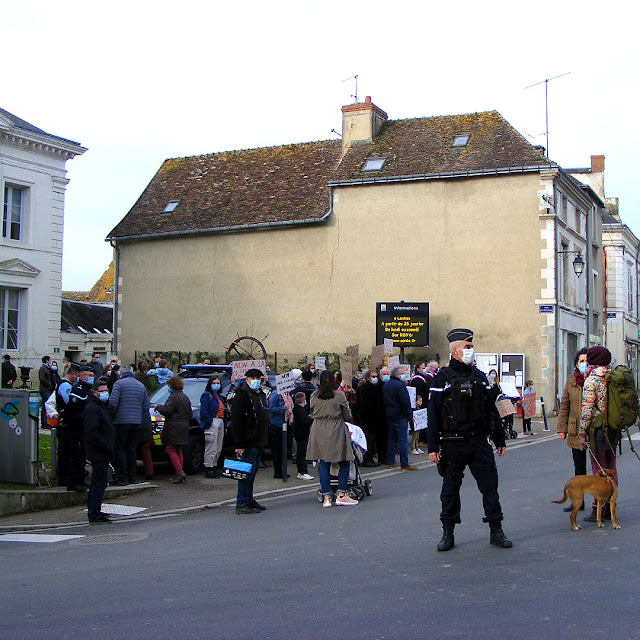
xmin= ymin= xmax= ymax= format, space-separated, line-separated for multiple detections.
xmin=68 ymin=363 xmax=81 ymax=373
xmin=79 ymin=365 xmax=94 ymax=372
xmin=447 ymin=328 xmax=473 ymax=343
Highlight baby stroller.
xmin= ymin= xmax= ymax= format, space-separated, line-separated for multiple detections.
xmin=495 ymin=393 xmax=518 ymax=440
xmin=316 ymin=423 xmax=372 ymax=502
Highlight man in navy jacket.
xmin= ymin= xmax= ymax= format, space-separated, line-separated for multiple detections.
xmin=382 ymin=366 xmax=416 ymax=470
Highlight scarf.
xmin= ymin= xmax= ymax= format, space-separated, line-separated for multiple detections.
xmin=573 ymin=371 xmax=585 ymax=387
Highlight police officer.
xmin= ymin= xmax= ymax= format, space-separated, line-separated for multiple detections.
xmin=427 ymin=328 xmax=512 ymax=551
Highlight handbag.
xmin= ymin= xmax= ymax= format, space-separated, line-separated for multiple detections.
xmin=221 ymin=458 xmax=253 ymax=480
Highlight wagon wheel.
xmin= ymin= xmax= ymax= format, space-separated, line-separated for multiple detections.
xmin=226 ymin=336 xmax=267 ymax=363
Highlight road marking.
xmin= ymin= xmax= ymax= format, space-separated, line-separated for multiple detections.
xmin=83 ymin=504 xmax=147 ymax=516
xmin=0 ymin=533 xmax=84 ymax=543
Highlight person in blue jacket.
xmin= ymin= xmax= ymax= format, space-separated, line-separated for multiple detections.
xmin=200 ymin=376 xmax=226 ymax=478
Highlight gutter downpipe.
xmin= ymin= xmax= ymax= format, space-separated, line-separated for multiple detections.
xmin=109 ymin=240 xmax=119 ymax=356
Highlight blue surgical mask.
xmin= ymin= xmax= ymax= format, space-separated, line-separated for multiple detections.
xmin=382 ymin=374 xmax=390 ymax=382
xmin=578 ymin=362 xmax=588 ymax=374
xmin=98 ymin=391 xmax=109 ymax=402
xmin=87 ymin=377 xmax=95 ymax=386
xmin=249 ymin=379 xmax=261 ymax=390
xmin=212 ymin=384 xmax=221 ymax=391
xmin=51 ymin=366 xmax=57 ymax=371
xmin=400 ymin=374 xmax=407 ymax=382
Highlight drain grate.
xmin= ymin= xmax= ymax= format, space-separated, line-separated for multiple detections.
xmin=70 ymin=533 xmax=149 ymax=545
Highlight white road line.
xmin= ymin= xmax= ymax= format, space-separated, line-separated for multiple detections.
xmin=0 ymin=533 xmax=84 ymax=543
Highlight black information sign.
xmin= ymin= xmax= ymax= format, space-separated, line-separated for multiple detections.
xmin=376 ymin=302 xmax=429 ymax=347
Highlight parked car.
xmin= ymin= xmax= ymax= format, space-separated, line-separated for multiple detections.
xmin=146 ymin=365 xmax=276 ymax=474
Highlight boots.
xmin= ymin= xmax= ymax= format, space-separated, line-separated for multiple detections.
xmin=564 ymin=501 xmax=584 ymax=512
xmin=437 ymin=528 xmax=455 ymax=552
xmin=583 ymin=507 xmax=598 ymax=522
xmin=489 ymin=525 xmax=513 ymax=548
xmin=602 ymin=503 xmax=612 ymax=520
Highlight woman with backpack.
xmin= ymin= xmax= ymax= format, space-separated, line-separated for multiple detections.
xmin=579 ymin=346 xmax=616 ymax=522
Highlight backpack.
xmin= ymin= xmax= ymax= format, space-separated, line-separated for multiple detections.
xmin=591 ymin=365 xmax=639 ymax=444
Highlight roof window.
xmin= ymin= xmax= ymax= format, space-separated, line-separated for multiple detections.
xmin=452 ymin=134 xmax=470 ymax=147
xmin=361 ymin=157 xmax=386 ymax=172
xmin=162 ymin=200 xmax=180 ymax=213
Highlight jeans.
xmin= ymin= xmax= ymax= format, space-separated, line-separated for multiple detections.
xmin=387 ymin=418 xmax=409 ymax=468
xmin=40 ymin=390 xmax=50 ymax=428
xmin=87 ymin=460 xmax=109 ymax=521
xmin=115 ymin=423 xmax=138 ymax=482
xmin=166 ymin=444 xmax=184 ymax=475
xmin=317 ymin=460 xmax=350 ymax=495
xmin=236 ymin=447 xmax=263 ymax=508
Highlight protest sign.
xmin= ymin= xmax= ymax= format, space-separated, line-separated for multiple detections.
xmin=413 ymin=408 xmax=428 ymax=431
xmin=339 ymin=354 xmax=354 ymax=383
xmin=314 ymin=356 xmax=326 ymax=371
xmin=231 ymin=359 xmax=266 ymax=380
xmin=523 ymin=392 xmax=536 ymax=419
xmin=387 ymin=355 xmax=400 ymax=370
xmin=407 ymin=385 xmax=417 ymax=408
xmin=398 ymin=364 xmax=411 ymax=378
xmin=370 ymin=345 xmax=384 ymax=371
xmin=346 ymin=344 xmax=359 ymax=363
xmin=276 ymin=371 xmax=299 ymax=395
xmin=383 ymin=338 xmax=394 ymax=354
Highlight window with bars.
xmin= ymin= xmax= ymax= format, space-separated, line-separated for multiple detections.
xmin=3 ymin=185 xmax=25 ymax=240
xmin=0 ymin=288 xmax=19 ymax=350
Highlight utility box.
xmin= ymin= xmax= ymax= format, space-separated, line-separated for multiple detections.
xmin=0 ymin=389 xmax=40 ymax=484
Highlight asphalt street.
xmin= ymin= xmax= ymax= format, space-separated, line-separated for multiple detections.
xmin=2 ymin=428 xmax=640 ymax=640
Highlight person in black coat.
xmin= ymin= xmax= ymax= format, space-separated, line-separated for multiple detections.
xmin=1 ymin=355 xmax=17 ymax=388
xmin=84 ymin=377 xmax=115 ymax=524
xmin=356 ymin=369 xmax=382 ymax=466
xmin=293 ymin=392 xmax=313 ymax=480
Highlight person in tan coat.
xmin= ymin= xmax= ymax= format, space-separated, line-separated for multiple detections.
xmin=557 ymin=348 xmax=588 ymax=510
xmin=306 ymin=370 xmax=357 ymax=507
xmin=155 ymin=376 xmax=193 ymax=484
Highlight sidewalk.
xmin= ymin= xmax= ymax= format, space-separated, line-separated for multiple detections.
xmin=0 ymin=416 xmax=557 ymax=531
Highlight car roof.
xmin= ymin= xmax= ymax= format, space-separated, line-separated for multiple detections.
xmin=179 ymin=364 xmax=232 ymax=378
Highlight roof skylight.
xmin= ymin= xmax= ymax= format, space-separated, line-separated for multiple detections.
xmin=452 ymin=134 xmax=470 ymax=147
xmin=162 ymin=200 xmax=180 ymax=213
xmin=361 ymin=157 xmax=386 ymax=172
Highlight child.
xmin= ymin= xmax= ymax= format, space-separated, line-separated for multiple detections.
xmin=293 ymin=391 xmax=314 ymax=480
xmin=522 ymin=380 xmax=534 ymax=436
xmin=410 ymin=395 xmax=424 ymax=455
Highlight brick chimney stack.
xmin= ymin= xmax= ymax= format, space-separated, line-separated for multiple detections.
xmin=591 ymin=155 xmax=605 ymax=173
xmin=341 ymin=96 xmax=388 ymax=155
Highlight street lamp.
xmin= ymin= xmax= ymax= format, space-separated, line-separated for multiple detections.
xmin=558 ymin=250 xmax=585 ymax=278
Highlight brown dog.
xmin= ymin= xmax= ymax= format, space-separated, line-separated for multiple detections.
xmin=552 ymin=469 xmax=620 ymax=531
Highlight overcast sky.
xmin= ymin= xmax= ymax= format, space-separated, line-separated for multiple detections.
xmin=2 ymin=0 xmax=638 ymax=291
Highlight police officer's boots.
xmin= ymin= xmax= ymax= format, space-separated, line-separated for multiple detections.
xmin=437 ymin=527 xmax=455 ymax=552
xmin=489 ymin=524 xmax=513 ymax=548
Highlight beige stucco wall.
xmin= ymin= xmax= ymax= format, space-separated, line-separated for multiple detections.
xmin=116 ymin=171 xmax=553 ymax=397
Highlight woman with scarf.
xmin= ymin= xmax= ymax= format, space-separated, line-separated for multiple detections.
xmin=579 ymin=345 xmax=616 ymax=522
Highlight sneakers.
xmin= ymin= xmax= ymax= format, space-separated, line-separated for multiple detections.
xmin=401 ymin=465 xmax=418 ymax=471
xmin=236 ymin=505 xmax=260 ymax=515
xmin=335 ymin=493 xmax=358 ymax=506
xmin=410 ymin=449 xmax=421 ymax=455
xmin=416 ymin=448 xmax=424 ymax=454
xmin=297 ymin=473 xmax=314 ymax=480
xmin=322 ymin=495 xmax=333 ymax=508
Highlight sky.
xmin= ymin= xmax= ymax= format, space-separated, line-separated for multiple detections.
xmin=2 ymin=0 xmax=639 ymax=291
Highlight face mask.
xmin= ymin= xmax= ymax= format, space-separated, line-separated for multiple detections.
xmin=87 ymin=377 xmax=95 ymax=386
xmin=370 ymin=377 xmax=378 ymax=385
xmin=460 ymin=348 xmax=475 ymax=366
xmin=155 ymin=362 xmax=160 ymax=368
xmin=382 ymin=374 xmax=390 ymax=382
xmin=358 ymin=373 xmax=363 ymax=379
xmin=400 ymin=374 xmax=407 ymax=382
xmin=488 ymin=374 xmax=496 ymax=383
xmin=249 ymin=379 xmax=261 ymax=390
xmin=309 ymin=369 xmax=315 ymax=374
xmin=212 ymin=384 xmax=221 ymax=391
xmin=578 ymin=362 xmax=588 ymax=374
xmin=98 ymin=391 xmax=109 ymax=402
xmin=51 ymin=366 xmax=57 ymax=371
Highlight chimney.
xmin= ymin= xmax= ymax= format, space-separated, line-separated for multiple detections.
xmin=341 ymin=96 xmax=388 ymax=155
xmin=591 ymin=155 xmax=605 ymax=173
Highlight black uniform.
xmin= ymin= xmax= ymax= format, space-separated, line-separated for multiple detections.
xmin=427 ymin=358 xmax=506 ymax=528
xmin=62 ymin=380 xmax=92 ymax=490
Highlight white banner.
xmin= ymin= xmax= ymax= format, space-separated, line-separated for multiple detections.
xmin=314 ymin=356 xmax=326 ymax=370
xmin=231 ymin=359 xmax=266 ymax=380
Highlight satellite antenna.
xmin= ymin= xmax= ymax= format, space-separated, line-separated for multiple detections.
xmin=524 ymin=72 xmax=570 ymax=158
xmin=341 ymin=74 xmax=359 ymax=103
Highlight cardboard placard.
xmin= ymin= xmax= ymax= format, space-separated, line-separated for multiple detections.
xmin=387 ymin=355 xmax=400 ymax=370
xmin=276 ymin=371 xmax=299 ymax=395
xmin=523 ymin=392 xmax=536 ymax=419
xmin=383 ymin=338 xmax=394 ymax=354
xmin=314 ymin=356 xmax=326 ymax=371
xmin=370 ymin=345 xmax=384 ymax=371
xmin=496 ymin=398 xmax=516 ymax=418
xmin=413 ymin=408 xmax=428 ymax=431
xmin=231 ymin=359 xmax=266 ymax=381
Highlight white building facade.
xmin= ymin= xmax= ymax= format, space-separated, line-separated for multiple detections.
xmin=0 ymin=107 xmax=86 ymax=372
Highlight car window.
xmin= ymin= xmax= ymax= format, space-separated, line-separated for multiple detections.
xmin=150 ymin=379 xmax=208 ymax=408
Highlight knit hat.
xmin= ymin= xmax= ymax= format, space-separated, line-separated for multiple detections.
xmin=587 ymin=346 xmax=611 ymax=366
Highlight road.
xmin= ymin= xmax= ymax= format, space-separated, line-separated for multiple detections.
xmin=2 ymin=433 xmax=639 ymax=640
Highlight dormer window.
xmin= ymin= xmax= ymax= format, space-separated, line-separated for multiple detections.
xmin=452 ymin=134 xmax=470 ymax=147
xmin=162 ymin=200 xmax=180 ymax=213
xmin=361 ymin=157 xmax=386 ymax=172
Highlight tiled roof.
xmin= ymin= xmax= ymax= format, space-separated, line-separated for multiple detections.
xmin=334 ymin=111 xmax=550 ymax=181
xmin=108 ymin=141 xmax=342 ymax=239
xmin=108 ymin=110 xmax=550 ymax=240
xmin=62 ymin=261 xmax=114 ymax=304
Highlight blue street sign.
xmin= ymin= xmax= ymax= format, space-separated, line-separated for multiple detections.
xmin=539 ymin=305 xmax=554 ymax=314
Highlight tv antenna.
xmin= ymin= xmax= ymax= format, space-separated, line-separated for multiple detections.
xmin=341 ymin=74 xmax=359 ymax=103
xmin=524 ymin=72 xmax=570 ymax=158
